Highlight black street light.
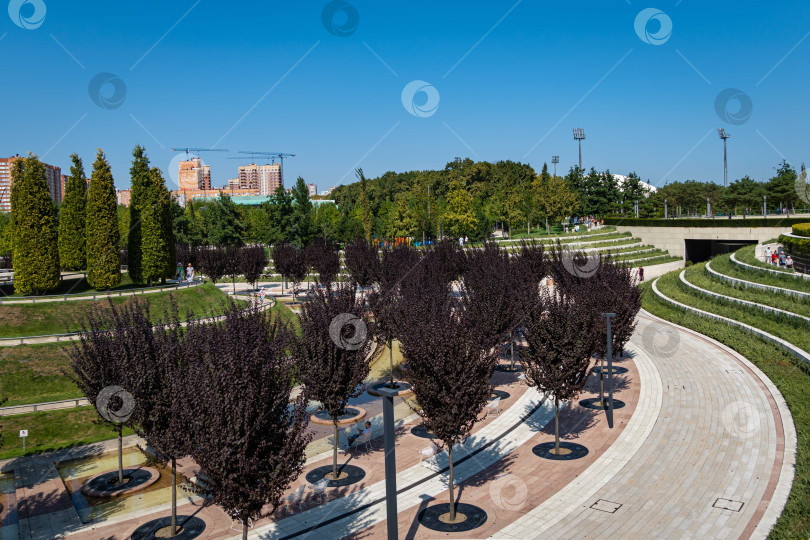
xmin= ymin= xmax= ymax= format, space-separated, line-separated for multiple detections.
xmin=573 ymin=129 xmax=585 ymax=170
xmin=551 ymin=155 xmax=560 ymax=177
xmin=718 ymin=129 xmax=731 ymax=187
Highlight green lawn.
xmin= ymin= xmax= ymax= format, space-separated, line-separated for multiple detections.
xmin=0 ymin=343 xmax=80 ymax=406
xmin=0 ymin=282 xmax=234 ymax=338
xmin=735 ymin=244 xmax=798 ymax=274
xmin=642 ymin=281 xmax=810 ymax=537
xmin=711 ymin=253 xmax=810 ymax=295
xmin=0 ymin=407 xmax=134 ymax=460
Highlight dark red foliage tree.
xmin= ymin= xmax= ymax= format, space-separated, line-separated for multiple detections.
xmin=240 ymin=244 xmax=269 ymax=291
xmin=305 ymin=241 xmax=341 ymax=288
xmin=424 ymin=239 xmax=466 ymax=286
xmin=67 ymin=301 xmax=136 ymax=485
xmin=395 ymin=268 xmax=496 ymax=521
xmin=521 ymin=280 xmax=601 ymax=454
xmin=517 ymin=240 xmax=548 ymax=284
xmin=225 ymin=244 xmax=243 ymax=294
xmin=369 ymin=244 xmax=422 ymax=386
xmin=108 ymin=298 xmax=188 ymax=537
xmin=272 ymin=242 xmax=294 ymax=295
xmin=273 ymin=242 xmax=309 ymax=300
xmin=183 ymin=302 xmax=310 ymax=540
xmin=197 ymin=246 xmax=227 ymax=284
xmin=343 ymin=239 xmax=380 ymax=294
xmin=293 ymin=283 xmax=372 ymax=480
xmin=175 ymin=243 xmax=199 ymax=271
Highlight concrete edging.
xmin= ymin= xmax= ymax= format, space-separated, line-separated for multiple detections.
xmin=705 ymin=260 xmax=810 ymax=300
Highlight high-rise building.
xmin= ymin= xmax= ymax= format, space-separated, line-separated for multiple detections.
xmin=238 ymin=163 xmax=282 ymax=195
xmin=178 ymin=158 xmax=203 ymax=191
xmin=201 ymin=165 xmax=211 ymax=190
xmin=307 ymin=183 xmax=317 ymax=197
xmin=117 ymin=189 xmax=131 ymax=207
xmin=0 ymin=155 xmax=62 ymax=212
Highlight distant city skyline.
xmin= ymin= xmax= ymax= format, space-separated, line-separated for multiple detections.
xmin=1 ymin=1 xmax=808 ymax=193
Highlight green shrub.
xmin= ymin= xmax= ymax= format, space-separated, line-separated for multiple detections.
xmin=781 ymin=234 xmax=810 ymax=256
xmin=792 ymin=223 xmax=810 ymax=237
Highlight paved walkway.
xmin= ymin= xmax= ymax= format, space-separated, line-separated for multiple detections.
xmin=0 ymin=312 xmax=794 ymax=539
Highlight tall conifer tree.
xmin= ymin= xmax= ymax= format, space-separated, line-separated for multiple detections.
xmin=127 ymin=145 xmax=150 ymax=283
xmin=141 ymin=167 xmax=176 ymax=285
xmin=58 ymin=154 xmax=88 ymax=271
xmin=86 ymin=150 xmax=121 ymax=290
xmin=10 ymin=154 xmax=60 ymax=294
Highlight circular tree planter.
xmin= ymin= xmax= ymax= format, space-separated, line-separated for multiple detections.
xmin=488 ymin=389 xmax=510 ymax=401
xmin=131 ymin=515 xmax=206 ymax=540
xmin=305 ymin=464 xmax=366 ymax=487
xmin=579 ymin=398 xmax=626 ymax=410
xmin=592 ymin=365 xmax=629 ymax=375
xmin=80 ymin=467 xmax=159 ymax=498
xmin=495 ymin=363 xmax=523 ymax=373
xmin=532 ymin=441 xmax=589 ymax=461
xmin=310 ymin=407 xmax=366 ymax=427
xmin=367 ymin=381 xmax=413 ymax=398
xmin=410 ymin=424 xmax=438 ymax=439
xmin=418 ymin=502 xmax=487 ymax=532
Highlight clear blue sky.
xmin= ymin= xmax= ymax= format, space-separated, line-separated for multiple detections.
xmin=1 ymin=0 xmax=808 ymax=191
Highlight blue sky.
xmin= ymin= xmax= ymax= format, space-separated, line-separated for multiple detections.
xmin=1 ymin=0 xmax=809 ymax=191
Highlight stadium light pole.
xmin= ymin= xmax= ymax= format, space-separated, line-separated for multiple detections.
xmin=552 ymin=155 xmax=560 ymax=177
xmin=718 ymin=129 xmax=730 ymax=187
xmin=573 ymin=129 xmax=585 ymax=170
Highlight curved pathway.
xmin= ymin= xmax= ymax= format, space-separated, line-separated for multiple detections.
xmin=496 ymin=312 xmax=795 ymax=539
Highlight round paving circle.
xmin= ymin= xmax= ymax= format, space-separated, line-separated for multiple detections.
xmin=488 ymin=389 xmax=511 ymax=401
xmin=410 ymin=424 xmax=438 ymax=439
xmin=592 ymin=365 xmax=629 ymax=375
xmin=130 ymin=516 xmax=206 ymax=539
xmin=532 ymin=441 xmax=589 ymax=460
xmin=305 ymin=464 xmax=366 ymax=487
xmin=81 ymin=467 xmax=159 ymax=498
xmin=310 ymin=406 xmax=366 ymax=426
xmin=578 ymin=398 xmax=626 ymax=410
xmin=418 ymin=502 xmax=487 ymax=532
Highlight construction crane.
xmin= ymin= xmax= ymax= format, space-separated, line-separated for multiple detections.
xmin=236 ymin=151 xmax=296 ymax=186
xmin=170 ymin=147 xmax=229 ymax=160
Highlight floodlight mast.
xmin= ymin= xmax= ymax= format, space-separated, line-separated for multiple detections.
xmin=552 ymin=155 xmax=560 ymax=177
xmin=573 ymin=129 xmax=586 ymax=170
xmin=718 ymin=129 xmax=730 ymax=187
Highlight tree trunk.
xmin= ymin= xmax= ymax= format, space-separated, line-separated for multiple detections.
xmin=554 ymin=397 xmax=560 ymax=454
xmin=242 ymin=519 xmax=248 ymax=540
xmin=448 ymin=446 xmax=456 ymax=521
xmin=599 ymin=356 xmax=605 ymax=407
xmin=545 ymin=217 xmax=550 ymax=234
xmin=171 ymin=458 xmax=177 ymax=537
xmin=509 ymin=331 xmax=516 ymax=370
xmin=118 ymin=428 xmax=124 ymax=484
xmin=333 ymin=421 xmax=339 ymax=479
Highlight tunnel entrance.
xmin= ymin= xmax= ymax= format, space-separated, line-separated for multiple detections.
xmin=684 ymin=239 xmax=757 ymax=264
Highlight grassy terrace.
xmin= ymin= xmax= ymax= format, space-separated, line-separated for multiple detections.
xmin=685 ymin=261 xmax=810 ymax=319
xmin=0 ymin=282 xmax=236 ymax=339
xmin=0 ymin=273 xmax=142 ymax=298
xmin=643 ymin=276 xmax=810 ymax=537
xmin=735 ymin=244 xmax=798 ymax=274
xmin=710 ymin=254 xmax=810 ymax=295
xmin=655 ymin=269 xmax=810 ymax=352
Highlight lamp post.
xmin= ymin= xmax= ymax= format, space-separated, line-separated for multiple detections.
xmin=602 ymin=313 xmax=616 ymax=429
xmin=763 ymin=195 xmax=767 ymax=218
xmin=707 ymin=197 xmax=711 ymax=218
xmin=664 ymin=199 xmax=668 ymax=220
xmin=377 ymin=386 xmax=400 ymax=540
xmin=718 ymin=129 xmax=731 ymax=187
xmin=573 ymin=129 xmax=585 ymax=170
xmin=635 ymin=200 xmax=639 ymax=219
xmin=552 ymin=155 xmax=559 ymax=177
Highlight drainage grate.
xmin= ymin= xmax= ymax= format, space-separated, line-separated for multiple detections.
xmin=713 ymin=498 xmax=744 ymax=512
xmin=725 ymin=369 xmax=743 ymax=374
xmin=590 ymin=499 xmax=622 ymax=513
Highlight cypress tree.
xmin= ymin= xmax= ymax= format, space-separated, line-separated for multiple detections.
xmin=86 ymin=150 xmax=121 ymax=290
xmin=10 ymin=154 xmax=60 ymax=295
xmin=127 ymin=145 xmax=150 ymax=283
xmin=141 ymin=167 xmax=175 ymax=285
xmin=58 ymin=154 xmax=87 ymax=271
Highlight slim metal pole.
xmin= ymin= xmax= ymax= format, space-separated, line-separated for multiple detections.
xmin=602 ymin=313 xmax=616 ymax=428
xmin=578 ymin=140 xmax=583 ymax=170
xmin=378 ymin=387 xmax=399 ymax=540
xmin=723 ymin=138 xmax=728 ymax=187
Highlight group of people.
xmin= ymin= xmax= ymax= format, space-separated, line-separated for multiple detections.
xmin=458 ymin=235 xmax=470 ymax=246
xmin=175 ymin=262 xmax=195 ymax=283
xmin=764 ymin=246 xmax=794 ymax=268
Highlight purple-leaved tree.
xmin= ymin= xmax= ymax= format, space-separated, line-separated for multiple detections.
xmin=240 ymin=244 xmax=269 ymax=291
xmin=183 ymin=302 xmax=310 ymax=540
xmin=305 ymin=240 xmax=341 ymax=288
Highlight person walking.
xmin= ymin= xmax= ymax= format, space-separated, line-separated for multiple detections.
xmin=786 ymin=255 xmax=794 ymax=269
xmin=779 ymin=250 xmax=787 ymax=266
xmin=176 ymin=262 xmax=183 ymax=281
xmin=765 ymin=246 xmax=772 ymax=264
xmin=771 ymin=251 xmax=778 ymax=265
xmin=638 ymin=266 xmax=644 ymax=282
xmin=186 ymin=263 xmax=194 ymax=282
xmin=259 ymin=288 xmax=266 ymax=304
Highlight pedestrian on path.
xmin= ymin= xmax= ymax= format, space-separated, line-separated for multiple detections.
xmin=771 ymin=251 xmax=778 ymax=265
xmin=186 ymin=263 xmax=194 ymax=282
xmin=176 ymin=262 xmax=183 ymax=281
xmin=786 ymin=256 xmax=794 ymax=269
xmin=638 ymin=266 xmax=644 ymax=282
xmin=259 ymin=288 xmax=266 ymax=304
xmin=765 ymin=246 xmax=771 ymax=264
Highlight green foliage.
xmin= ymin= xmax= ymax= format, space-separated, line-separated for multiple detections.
xmin=140 ymin=167 xmax=176 ymax=284
xmin=314 ymin=202 xmax=341 ymax=242
xmin=85 ymin=149 xmax=121 ymax=290
xmin=0 ymin=212 xmax=12 ymax=257
xmin=443 ymin=180 xmax=477 ymax=237
xmin=117 ymin=204 xmax=130 ymax=248
xmin=173 ymin=198 xmax=206 ymax=246
xmin=792 ymin=223 xmax=810 ymax=238
xmin=10 ymin=154 xmax=60 ymax=294
xmin=781 ymin=234 xmax=810 ymax=256
xmin=58 ymin=154 xmax=87 ymax=271
xmin=291 ymin=176 xmax=315 ymax=246
xmin=204 ymin=193 xmax=245 ymax=246
xmin=533 ymin=171 xmax=580 ymax=233
xmin=127 ymin=145 xmax=150 ymax=283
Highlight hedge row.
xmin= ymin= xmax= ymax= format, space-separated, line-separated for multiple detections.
xmin=781 ymin=234 xmax=810 ymax=256
xmin=792 ymin=223 xmax=810 ymax=238
xmin=603 ymin=217 xmax=807 ymax=228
